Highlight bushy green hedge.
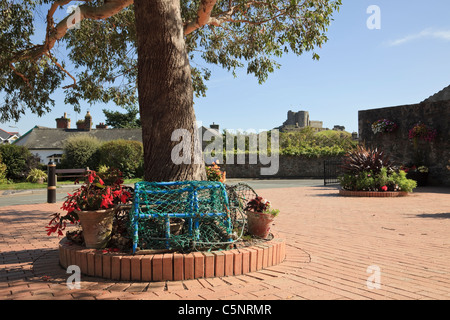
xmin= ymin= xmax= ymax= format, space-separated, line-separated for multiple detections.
xmin=60 ymin=135 xmax=102 ymax=170
xmin=0 ymin=144 xmax=40 ymax=181
xmin=279 ymin=128 xmax=357 ymax=158
xmin=98 ymin=139 xmax=144 ymax=179
xmin=0 ymin=154 xmax=7 ymax=184
xmin=59 ymin=137 xmax=144 ymax=179
xmin=213 ymin=128 xmax=356 ymax=158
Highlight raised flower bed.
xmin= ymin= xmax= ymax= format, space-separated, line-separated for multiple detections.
xmin=49 ymin=167 xmax=287 ymax=281
xmin=338 ymin=146 xmax=417 ymax=197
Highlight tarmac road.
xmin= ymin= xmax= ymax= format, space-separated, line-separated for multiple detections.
xmin=0 ymin=179 xmax=329 ymax=207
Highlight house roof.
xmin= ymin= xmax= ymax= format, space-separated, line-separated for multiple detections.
xmin=0 ymin=128 xmax=18 ymax=140
xmin=423 ymin=85 xmax=450 ymax=103
xmin=13 ymin=126 xmax=143 ymax=149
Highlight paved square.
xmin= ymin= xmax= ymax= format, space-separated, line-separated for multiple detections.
xmin=1 ymin=185 xmax=449 ymax=300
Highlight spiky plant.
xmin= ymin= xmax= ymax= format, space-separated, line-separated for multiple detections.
xmin=341 ymin=145 xmax=394 ymax=175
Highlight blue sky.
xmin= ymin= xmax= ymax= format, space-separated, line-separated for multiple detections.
xmin=3 ymin=0 xmax=450 ymax=135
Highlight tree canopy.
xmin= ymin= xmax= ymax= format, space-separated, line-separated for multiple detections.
xmin=103 ymin=104 xmax=140 ymax=128
xmin=0 ymin=0 xmax=341 ymax=123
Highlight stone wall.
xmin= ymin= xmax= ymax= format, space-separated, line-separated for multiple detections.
xmin=359 ymin=100 xmax=450 ymax=186
xmin=218 ymin=154 xmax=342 ymax=179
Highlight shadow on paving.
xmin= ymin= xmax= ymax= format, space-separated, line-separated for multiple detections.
xmin=413 ymin=212 xmax=450 ymax=219
xmin=1 ymin=247 xmax=67 ymax=283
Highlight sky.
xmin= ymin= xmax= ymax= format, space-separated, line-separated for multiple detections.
xmin=2 ymin=0 xmax=450 ymax=136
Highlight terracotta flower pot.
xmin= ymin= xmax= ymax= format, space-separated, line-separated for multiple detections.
xmin=75 ymin=207 xmax=116 ymax=249
xmin=246 ymin=210 xmax=275 ymax=239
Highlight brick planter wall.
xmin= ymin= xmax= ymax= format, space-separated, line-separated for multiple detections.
xmin=59 ymin=238 xmax=286 ymax=282
xmin=339 ymin=189 xmax=409 ymax=197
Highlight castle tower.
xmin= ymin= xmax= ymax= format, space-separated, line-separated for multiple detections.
xmin=295 ymin=111 xmax=309 ymax=128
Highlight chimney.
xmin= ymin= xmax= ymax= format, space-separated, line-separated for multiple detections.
xmin=96 ymin=122 xmax=108 ymax=129
xmin=56 ymin=113 xmax=70 ymax=129
xmin=84 ymin=111 xmax=93 ymax=131
xmin=76 ymin=120 xmax=85 ymax=130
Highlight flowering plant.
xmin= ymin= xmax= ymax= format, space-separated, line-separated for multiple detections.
xmin=400 ymin=165 xmax=429 ymax=174
xmin=245 ymin=196 xmax=280 ymax=217
xmin=46 ymin=168 xmax=132 ymax=236
xmin=408 ymin=123 xmax=437 ymax=142
xmin=371 ymin=119 xmax=398 ymax=134
xmin=206 ymin=160 xmax=226 ymax=183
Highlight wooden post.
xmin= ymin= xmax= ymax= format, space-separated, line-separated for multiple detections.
xmin=47 ymin=161 xmax=56 ymax=203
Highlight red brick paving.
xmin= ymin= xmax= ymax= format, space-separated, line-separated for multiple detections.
xmin=1 ymin=185 xmax=449 ymax=300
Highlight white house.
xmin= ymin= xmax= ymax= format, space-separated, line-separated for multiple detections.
xmin=13 ymin=112 xmax=142 ymax=165
xmin=0 ymin=128 xmax=20 ymax=144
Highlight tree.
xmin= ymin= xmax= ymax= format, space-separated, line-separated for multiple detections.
xmin=0 ymin=0 xmax=342 ymax=182
xmin=0 ymin=144 xmax=40 ymax=181
xmin=103 ymin=105 xmax=141 ymax=128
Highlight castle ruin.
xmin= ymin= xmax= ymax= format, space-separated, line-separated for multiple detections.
xmin=278 ymin=110 xmax=325 ymax=132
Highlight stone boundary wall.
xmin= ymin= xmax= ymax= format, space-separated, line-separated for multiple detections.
xmin=216 ymin=154 xmax=343 ymax=179
xmin=359 ymin=100 xmax=450 ymax=186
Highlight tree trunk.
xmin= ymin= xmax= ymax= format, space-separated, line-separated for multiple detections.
xmin=134 ymin=0 xmax=206 ymax=182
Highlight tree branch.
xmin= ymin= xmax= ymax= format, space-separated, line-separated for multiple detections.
xmin=183 ymin=0 xmax=302 ymax=34
xmin=8 ymin=0 xmax=133 ymax=85
xmin=184 ymin=0 xmax=218 ymax=35
xmin=44 ymin=52 xmax=77 ymax=89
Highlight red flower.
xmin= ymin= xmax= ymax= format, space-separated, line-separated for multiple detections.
xmin=46 ymin=168 xmax=129 ymax=236
xmin=121 ymin=191 xmax=131 ymax=204
xmin=101 ymin=194 xmax=114 ymax=208
xmin=381 ymin=186 xmax=388 ymax=192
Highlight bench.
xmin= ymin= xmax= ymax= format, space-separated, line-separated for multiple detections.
xmin=54 ymin=168 xmax=91 ymax=181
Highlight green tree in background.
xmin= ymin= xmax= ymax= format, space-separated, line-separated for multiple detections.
xmin=103 ymin=105 xmax=141 ymax=128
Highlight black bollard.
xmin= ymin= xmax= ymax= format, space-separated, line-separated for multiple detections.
xmin=47 ymin=161 xmax=56 ymax=203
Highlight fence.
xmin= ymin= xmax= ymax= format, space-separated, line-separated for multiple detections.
xmin=323 ymin=159 xmax=343 ymax=186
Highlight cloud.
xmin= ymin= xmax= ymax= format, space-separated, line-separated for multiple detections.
xmin=388 ymin=28 xmax=450 ymax=46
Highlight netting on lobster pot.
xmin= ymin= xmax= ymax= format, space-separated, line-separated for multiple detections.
xmin=129 ymin=181 xmax=238 ymax=253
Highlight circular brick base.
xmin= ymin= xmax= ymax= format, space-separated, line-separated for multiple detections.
xmin=339 ymin=189 xmax=409 ymax=197
xmin=58 ymin=237 xmax=286 ymax=282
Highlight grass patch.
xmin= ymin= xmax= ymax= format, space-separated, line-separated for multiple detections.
xmin=0 ymin=178 xmax=143 ymax=191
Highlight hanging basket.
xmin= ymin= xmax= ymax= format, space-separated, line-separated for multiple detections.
xmin=75 ymin=207 xmax=116 ymax=249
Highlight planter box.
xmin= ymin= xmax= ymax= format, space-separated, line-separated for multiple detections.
xmin=339 ymin=189 xmax=409 ymax=197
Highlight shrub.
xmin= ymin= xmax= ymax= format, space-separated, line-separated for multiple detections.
xmin=341 ymin=145 xmax=394 ymax=175
xmin=339 ymin=168 xmax=417 ymax=193
xmin=26 ymin=168 xmax=47 ymax=183
xmin=339 ymin=146 xmax=416 ymax=193
xmin=60 ymin=135 xmax=101 ymax=170
xmin=279 ymin=128 xmax=357 ymax=158
xmin=0 ymin=144 xmax=40 ymax=181
xmin=98 ymin=139 xmax=144 ymax=179
xmin=0 ymin=156 xmax=6 ymax=184
xmin=391 ymin=170 xmax=417 ymax=193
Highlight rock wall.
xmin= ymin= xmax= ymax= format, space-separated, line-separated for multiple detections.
xmin=218 ymin=154 xmax=342 ymax=179
xmin=358 ymin=100 xmax=450 ymax=186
